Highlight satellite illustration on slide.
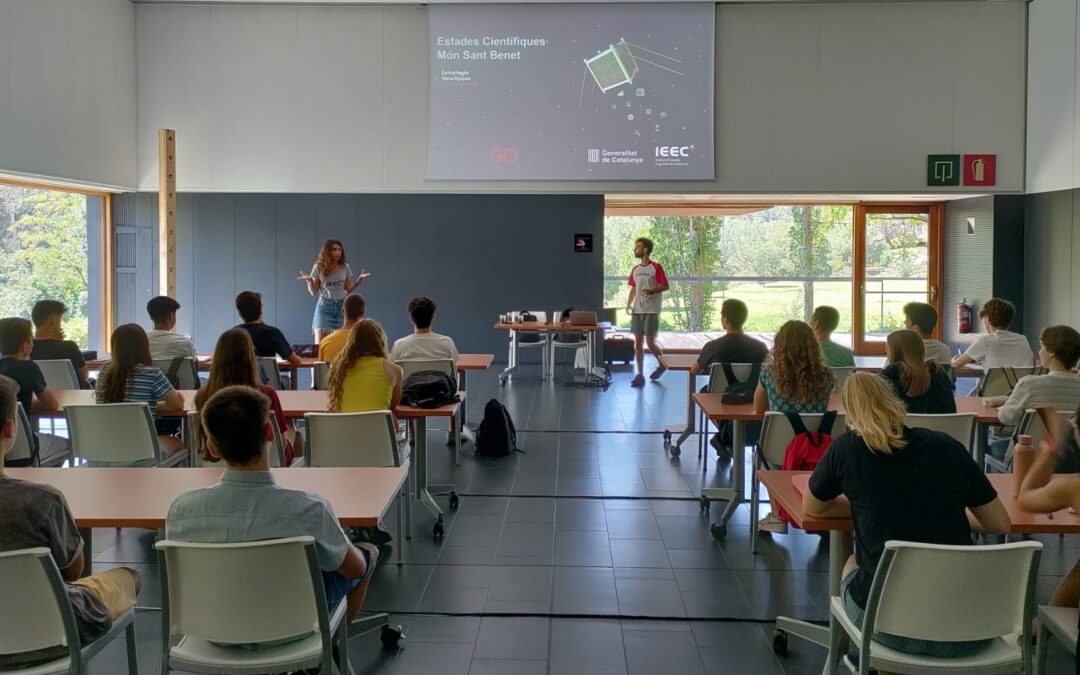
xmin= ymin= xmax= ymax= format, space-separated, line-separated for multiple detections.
xmin=427 ymin=3 xmax=714 ymax=180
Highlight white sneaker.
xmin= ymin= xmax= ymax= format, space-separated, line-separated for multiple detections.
xmin=758 ymin=513 xmax=788 ymax=534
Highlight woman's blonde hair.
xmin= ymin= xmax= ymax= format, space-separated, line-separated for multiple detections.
xmin=842 ymin=372 xmax=908 ymax=454
xmin=886 ymin=330 xmax=930 ymax=398
xmin=327 ymin=318 xmax=388 ymax=412
xmin=770 ymin=320 xmax=836 ymax=405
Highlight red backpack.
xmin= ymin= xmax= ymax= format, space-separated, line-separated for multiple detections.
xmin=776 ymin=411 xmax=838 ymax=527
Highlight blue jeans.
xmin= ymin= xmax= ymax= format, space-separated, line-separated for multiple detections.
xmin=313 ymin=297 xmax=345 ymax=331
xmin=323 ymin=570 xmax=362 ymax=610
xmin=841 ymin=570 xmax=992 ymax=657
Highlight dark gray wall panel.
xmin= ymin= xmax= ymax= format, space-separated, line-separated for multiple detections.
xmin=115 ymin=193 xmax=604 ymax=356
xmin=192 ymin=194 xmax=236 ymax=348
xmin=174 ymin=193 xmax=196 ymax=339
xmin=943 ymin=196 xmax=994 ymax=348
xmin=1023 ymin=189 xmax=1075 ymax=338
xmin=992 ymin=195 xmax=1025 ymax=334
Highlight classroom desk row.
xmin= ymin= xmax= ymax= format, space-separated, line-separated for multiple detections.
xmin=758 ymin=469 xmax=1080 ymax=671
xmin=38 ymin=389 xmax=464 ymax=540
xmin=657 ymin=353 xmax=983 ymax=452
xmin=691 ymin=392 xmax=1001 ymax=540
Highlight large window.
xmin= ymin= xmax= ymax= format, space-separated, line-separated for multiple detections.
xmin=603 ymin=203 xmax=941 ymax=351
xmin=0 ymin=180 xmax=109 ymax=349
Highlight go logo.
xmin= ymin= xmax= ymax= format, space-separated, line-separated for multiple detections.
xmin=490 ymin=147 xmax=520 ymax=164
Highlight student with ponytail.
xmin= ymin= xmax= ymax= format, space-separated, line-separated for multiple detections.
xmin=804 ymin=373 xmax=1009 ymax=658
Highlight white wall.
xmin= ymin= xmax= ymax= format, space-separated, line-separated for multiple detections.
xmin=135 ymin=1 xmax=1026 ymax=194
xmin=0 ymin=0 xmax=137 ymax=190
xmin=1026 ymin=0 xmax=1080 ymax=194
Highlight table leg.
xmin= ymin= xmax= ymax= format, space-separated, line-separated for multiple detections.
xmin=459 ymin=370 xmax=476 ymax=445
xmin=702 ymin=420 xmax=746 ymax=537
xmin=667 ymin=371 xmax=696 ymax=450
xmin=499 ymin=330 xmax=517 ymax=384
xmin=415 ymin=416 xmax=456 ymax=529
xmin=289 ymin=365 xmax=298 ymax=390
xmin=974 ymin=422 xmax=987 ymax=468
xmin=773 ymin=529 xmax=850 ymax=668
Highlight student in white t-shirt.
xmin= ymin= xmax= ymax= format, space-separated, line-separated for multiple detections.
xmin=391 ymin=297 xmax=459 ymax=443
xmin=953 ymin=297 xmax=1033 ymax=372
xmin=902 ymin=302 xmax=953 ymax=365
xmin=145 ymin=296 xmax=197 ymax=361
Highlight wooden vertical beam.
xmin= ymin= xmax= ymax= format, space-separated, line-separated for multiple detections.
xmin=158 ymin=129 xmax=177 ymax=297
xmin=101 ymin=193 xmax=114 ymax=350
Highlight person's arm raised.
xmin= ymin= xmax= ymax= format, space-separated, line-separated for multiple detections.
xmin=297 ymin=270 xmax=319 ymax=296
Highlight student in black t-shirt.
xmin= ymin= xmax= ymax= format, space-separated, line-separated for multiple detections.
xmin=234 ymin=291 xmax=302 ymax=367
xmin=689 ymin=298 xmax=768 ymax=376
xmin=0 ymin=318 xmax=60 ymax=465
xmin=30 ymin=300 xmax=90 ymax=388
xmin=805 ymin=372 xmax=1009 ymax=658
xmin=879 ymin=330 xmax=955 ymax=414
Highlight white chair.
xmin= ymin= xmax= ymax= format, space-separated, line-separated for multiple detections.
xmin=751 ymin=411 xmax=846 ymax=552
xmin=259 ymin=357 xmax=284 ymax=391
xmin=155 ymin=537 xmax=350 ymax=675
xmin=35 ymin=360 xmax=80 ymax=390
xmin=985 ymin=408 xmax=1075 ymax=473
xmin=905 ymin=413 xmax=977 ymax=451
xmin=65 ymin=403 xmax=186 ymax=467
xmin=186 ymin=410 xmax=289 ymax=468
xmin=313 ymin=361 xmax=330 ymax=390
xmin=0 ymin=547 xmax=138 ymax=674
xmin=1034 ymin=604 xmax=1078 ymax=674
xmin=513 ymin=311 xmax=550 ymax=380
xmin=831 ymin=367 xmax=855 ymax=390
xmin=976 ymin=366 xmax=1046 ymax=397
xmin=699 ymin=362 xmax=760 ymax=463
xmin=550 ymin=328 xmax=589 ymax=374
xmin=305 ymin=411 xmax=409 ymax=554
xmin=153 ymin=357 xmax=200 ymax=390
xmin=827 ymin=540 xmax=1041 ymax=675
xmin=397 ymin=358 xmax=460 ymax=456
xmin=5 ymin=403 xmax=38 ymax=466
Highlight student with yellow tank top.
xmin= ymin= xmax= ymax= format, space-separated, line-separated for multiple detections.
xmin=327 ymin=319 xmax=403 ymax=416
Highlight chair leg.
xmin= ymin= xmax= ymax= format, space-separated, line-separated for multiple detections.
xmin=1034 ymin=620 xmax=1050 ymax=675
xmin=125 ymin=621 xmax=139 ymax=674
xmin=751 ymin=452 xmax=760 ymax=554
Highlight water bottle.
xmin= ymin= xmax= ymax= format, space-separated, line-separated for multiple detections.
xmin=1012 ymin=434 xmax=1035 ymax=497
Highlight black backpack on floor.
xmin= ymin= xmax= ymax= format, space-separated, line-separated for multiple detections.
xmin=402 ymin=371 xmax=458 ymax=408
xmin=476 ymin=399 xmax=521 ymax=458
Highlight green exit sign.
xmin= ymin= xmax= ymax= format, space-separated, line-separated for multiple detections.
xmin=927 ymin=155 xmax=960 ymax=186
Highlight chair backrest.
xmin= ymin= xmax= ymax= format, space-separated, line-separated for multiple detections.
xmin=188 ymin=410 xmax=286 ymax=467
xmin=904 ymin=413 xmax=977 ymax=449
xmin=758 ymin=411 xmax=847 ymax=466
xmin=313 ymin=361 xmax=330 ymax=390
xmin=866 ymin=541 xmax=1041 ymax=643
xmin=304 ymin=411 xmax=400 ymax=468
xmin=0 ymin=548 xmax=80 ymax=661
xmin=153 ymin=357 xmax=200 ymax=390
xmin=977 ymin=366 xmax=1046 ymax=397
xmin=1004 ymin=408 xmax=1076 ymax=464
xmin=6 ymin=403 xmax=38 ymax=466
xmin=706 ymin=362 xmax=758 ymax=394
xmin=397 ymin=358 xmax=454 ymax=380
xmin=259 ymin=357 xmax=283 ymax=391
xmin=35 ymin=360 xmax=80 ymax=390
xmin=156 ymin=537 xmax=327 ymax=647
xmin=831 ymin=367 xmax=855 ymax=390
xmin=65 ymin=403 xmax=161 ymax=466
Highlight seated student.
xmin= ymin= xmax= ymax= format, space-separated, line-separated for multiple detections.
xmin=390 ymin=296 xmax=460 ymax=368
xmin=805 ymin=373 xmax=1010 ymax=659
xmin=811 ymin=305 xmax=855 ymax=368
xmin=1019 ymin=405 xmax=1080 ymax=614
xmin=902 ymin=302 xmax=953 ymax=365
xmin=318 ymin=294 xmax=366 ymax=363
xmin=145 ymin=296 xmax=197 ymax=361
xmin=0 ymin=375 xmax=141 ymax=669
xmin=689 ymin=298 xmax=768 ymax=376
xmin=753 ymin=320 xmax=837 ymax=534
xmin=952 ymin=297 xmax=1033 ymax=372
xmin=96 ymin=324 xmax=186 ymax=462
xmin=166 ymin=386 xmax=379 ymax=622
xmin=880 ymin=330 xmax=956 ymax=414
xmin=988 ymin=325 xmax=1080 ymax=462
xmin=234 ymin=290 xmax=303 ymax=375
xmin=328 ymin=319 xmax=402 ymax=415
xmin=30 ymin=300 xmax=90 ymax=388
xmin=0 ymin=317 xmax=60 ymax=465
xmin=194 ymin=328 xmax=301 ymax=465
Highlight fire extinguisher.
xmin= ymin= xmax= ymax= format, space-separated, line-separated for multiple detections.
xmin=958 ymin=298 xmax=973 ymax=334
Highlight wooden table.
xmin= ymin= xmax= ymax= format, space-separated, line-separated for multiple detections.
xmin=758 ymin=469 xmax=1080 ymax=670
xmin=453 ymin=354 xmax=494 ymax=444
xmin=43 ymin=389 xmax=463 ymax=537
xmin=494 ymin=322 xmax=607 ymax=387
xmin=691 ymin=394 xmax=1003 ymax=539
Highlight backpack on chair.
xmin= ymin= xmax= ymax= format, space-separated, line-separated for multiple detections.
xmin=774 ymin=411 xmax=838 ymax=527
xmin=401 ymin=371 xmax=459 ymax=408
xmin=476 ymin=399 xmax=521 ymax=458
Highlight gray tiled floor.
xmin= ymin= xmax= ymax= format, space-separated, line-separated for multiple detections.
xmin=81 ymin=360 xmax=1078 ymax=673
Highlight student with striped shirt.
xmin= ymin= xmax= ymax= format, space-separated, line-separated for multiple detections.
xmin=96 ymin=324 xmax=186 ymax=463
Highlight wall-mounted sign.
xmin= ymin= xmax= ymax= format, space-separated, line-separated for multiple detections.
xmin=927 ymin=154 xmax=960 ymax=186
xmin=962 ymin=154 xmax=996 ymax=187
xmin=574 ymin=234 xmax=593 ymax=253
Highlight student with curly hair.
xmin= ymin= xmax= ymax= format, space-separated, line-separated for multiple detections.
xmin=327 ymin=319 xmax=402 ymax=415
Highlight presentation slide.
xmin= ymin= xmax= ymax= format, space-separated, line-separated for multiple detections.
xmin=427 ymin=3 xmax=715 ymax=181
